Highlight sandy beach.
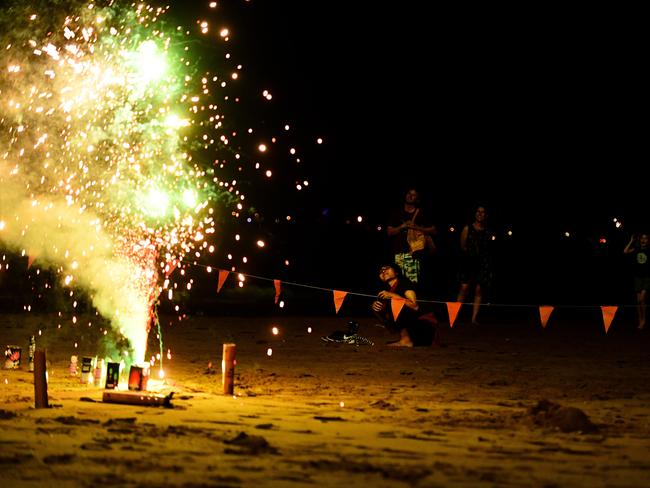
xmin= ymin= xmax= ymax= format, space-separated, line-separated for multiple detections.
xmin=1 ymin=311 xmax=650 ymax=487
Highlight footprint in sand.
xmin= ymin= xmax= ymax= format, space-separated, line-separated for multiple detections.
xmin=224 ymin=432 xmax=279 ymax=455
xmin=43 ymin=453 xmax=75 ymax=465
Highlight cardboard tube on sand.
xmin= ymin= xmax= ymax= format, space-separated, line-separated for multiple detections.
xmin=222 ymin=343 xmax=236 ymax=395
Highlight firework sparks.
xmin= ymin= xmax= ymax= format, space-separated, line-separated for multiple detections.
xmin=0 ymin=1 xmax=223 ymax=364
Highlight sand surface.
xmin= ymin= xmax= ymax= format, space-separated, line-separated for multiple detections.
xmin=1 ymin=312 xmax=650 ymax=487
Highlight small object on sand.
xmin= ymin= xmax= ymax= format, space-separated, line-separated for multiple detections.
xmin=321 ymin=322 xmax=374 ymax=346
xmin=105 ymin=362 xmax=120 ymax=389
xmin=93 ymin=358 xmax=104 ymax=386
xmin=4 ymin=345 xmax=21 ymax=369
xmin=128 ymin=365 xmax=149 ymax=391
xmin=80 ymin=356 xmax=94 ymax=384
xmin=528 ymin=399 xmax=599 ymax=433
xmin=28 ymin=336 xmax=35 ymax=372
xmin=224 ymin=432 xmax=278 ymax=455
xmin=69 ymin=355 xmax=78 ymax=376
xmin=102 ymin=390 xmax=174 ymax=408
xmin=222 ymin=343 xmax=236 ymax=395
xmin=34 ymin=349 xmax=48 ymax=409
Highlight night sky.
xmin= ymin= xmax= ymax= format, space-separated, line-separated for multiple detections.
xmin=203 ymin=2 xmax=644 ymax=228
xmin=186 ymin=2 xmax=645 ymax=303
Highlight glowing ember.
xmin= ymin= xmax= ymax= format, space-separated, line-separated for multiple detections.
xmin=0 ymin=1 xmax=220 ymax=364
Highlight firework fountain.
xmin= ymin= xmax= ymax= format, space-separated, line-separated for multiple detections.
xmin=0 ymin=1 xmax=225 ymax=366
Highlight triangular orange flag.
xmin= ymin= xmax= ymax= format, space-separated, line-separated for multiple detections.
xmin=539 ymin=306 xmax=554 ymax=329
xmin=333 ymin=290 xmax=347 ymax=314
xmin=273 ymin=280 xmax=282 ymax=304
xmin=446 ymin=302 xmax=462 ymax=328
xmin=391 ymin=298 xmax=406 ymax=321
xmin=217 ymin=269 xmax=229 ymax=293
xmin=27 ymin=254 xmax=36 ymax=269
xmin=601 ymin=306 xmax=617 ymax=334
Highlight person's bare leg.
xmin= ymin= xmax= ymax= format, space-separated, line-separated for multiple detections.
xmin=471 ymin=284 xmax=482 ymax=325
xmin=387 ymin=328 xmax=413 ymax=347
xmin=638 ymin=290 xmax=646 ymax=329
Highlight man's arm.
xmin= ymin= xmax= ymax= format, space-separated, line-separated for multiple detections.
xmin=403 ymin=289 xmax=419 ymax=311
xmin=409 ymin=223 xmax=436 ymax=235
xmin=378 ymin=289 xmax=419 ymax=311
xmin=387 ymin=222 xmax=406 ymax=236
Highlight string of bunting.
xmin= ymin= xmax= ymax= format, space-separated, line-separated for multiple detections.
xmin=20 ymin=251 xmax=627 ymax=335
xmin=208 ymin=267 xmax=630 ymax=334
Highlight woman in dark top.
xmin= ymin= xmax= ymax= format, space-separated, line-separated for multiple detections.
xmin=456 ymin=205 xmax=493 ymax=325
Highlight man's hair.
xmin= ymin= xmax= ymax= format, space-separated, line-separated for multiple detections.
xmin=405 ymin=188 xmax=420 ymax=202
xmin=380 ymin=263 xmax=402 ymax=277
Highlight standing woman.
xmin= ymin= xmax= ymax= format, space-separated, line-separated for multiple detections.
xmin=456 ymin=205 xmax=493 ymax=325
xmin=624 ymin=232 xmax=650 ymax=330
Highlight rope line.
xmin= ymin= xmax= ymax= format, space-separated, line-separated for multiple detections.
xmin=189 ymin=262 xmax=639 ymax=309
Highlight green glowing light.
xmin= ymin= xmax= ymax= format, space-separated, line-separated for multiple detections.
xmin=182 ymin=189 xmax=197 ymax=208
xmin=141 ymin=188 xmax=169 ymax=217
xmin=126 ymin=40 xmax=167 ymax=85
xmin=165 ymin=114 xmax=190 ymax=128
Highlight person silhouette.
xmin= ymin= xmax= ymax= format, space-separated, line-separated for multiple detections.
xmin=624 ymin=232 xmax=650 ymax=330
xmin=386 ymin=188 xmax=436 ymax=285
xmin=372 ymin=264 xmax=439 ymax=347
xmin=456 ymin=205 xmax=493 ymax=325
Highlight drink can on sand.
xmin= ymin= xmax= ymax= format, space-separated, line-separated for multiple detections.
xmin=105 ymin=362 xmax=120 ymax=389
xmin=80 ymin=356 xmax=94 ymax=384
xmin=93 ymin=358 xmax=104 ymax=386
xmin=4 ymin=346 xmax=21 ymax=370
xmin=128 ymin=365 xmax=149 ymax=391
xmin=69 ymin=355 xmax=78 ymax=376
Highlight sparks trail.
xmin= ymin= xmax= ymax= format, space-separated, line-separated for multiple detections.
xmin=0 ymin=1 xmax=222 ymax=365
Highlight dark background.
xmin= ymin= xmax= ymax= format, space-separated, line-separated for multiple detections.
xmin=229 ymin=1 xmax=645 ymax=209
xmin=200 ymin=2 xmax=646 ymax=306
xmin=0 ymin=1 xmax=646 ymax=320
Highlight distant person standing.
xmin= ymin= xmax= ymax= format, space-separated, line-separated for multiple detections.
xmin=386 ymin=188 xmax=436 ymax=285
xmin=624 ymin=232 xmax=649 ymax=330
xmin=456 ymin=205 xmax=493 ymax=325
